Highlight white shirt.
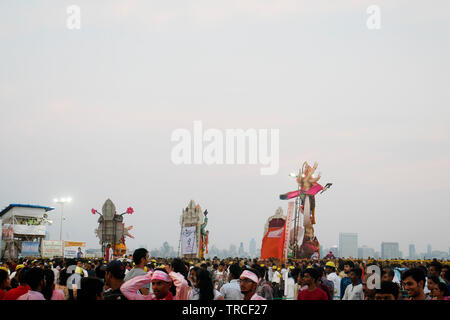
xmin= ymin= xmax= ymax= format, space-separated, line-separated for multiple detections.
xmin=342 ymin=283 xmax=364 ymax=300
xmin=267 ymin=268 xmax=274 ymax=282
xmin=284 ymin=277 xmax=295 ymax=300
xmin=52 ymin=268 xmax=60 ymax=284
xmin=424 ymin=279 xmax=430 ymax=294
xmin=272 ymin=271 xmax=281 ymax=284
xmin=282 ymin=269 xmax=289 ymax=293
xmin=327 ymin=272 xmax=341 ymax=299
xmin=281 ymin=268 xmax=288 ymax=282
xmin=215 ymin=271 xmax=225 ymax=289
xmin=220 ymin=279 xmax=244 ymax=300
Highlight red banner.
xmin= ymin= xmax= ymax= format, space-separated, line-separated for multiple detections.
xmin=261 ymin=226 xmax=285 ymax=260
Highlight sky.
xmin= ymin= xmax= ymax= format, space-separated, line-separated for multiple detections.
xmin=0 ymin=1 xmax=449 ymax=256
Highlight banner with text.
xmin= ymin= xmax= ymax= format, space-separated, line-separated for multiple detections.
xmin=181 ymin=226 xmax=197 ymax=255
xmin=41 ymin=240 xmax=64 ymax=258
xmin=13 ymin=224 xmax=46 ymax=236
xmin=64 ymin=241 xmax=86 ymax=258
xmin=21 ymin=241 xmax=40 ymax=257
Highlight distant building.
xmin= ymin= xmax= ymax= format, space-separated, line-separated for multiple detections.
xmin=249 ymin=238 xmax=256 ymax=257
xmin=238 ymin=242 xmax=245 ymax=257
xmin=427 ymin=244 xmax=432 ymax=259
xmin=358 ymin=245 xmax=375 ymax=259
xmin=431 ymin=250 xmax=449 ymax=260
xmin=339 ymin=233 xmax=358 ymax=258
xmin=381 ymin=242 xmax=400 ymax=259
xmin=408 ymin=244 xmax=416 ymax=259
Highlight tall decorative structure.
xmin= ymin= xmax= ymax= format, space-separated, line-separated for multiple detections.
xmin=92 ymin=199 xmax=134 ymax=259
xmin=260 ymin=207 xmax=286 ymax=260
xmin=178 ymin=200 xmax=209 ymax=259
xmin=279 ymin=161 xmax=332 ymax=259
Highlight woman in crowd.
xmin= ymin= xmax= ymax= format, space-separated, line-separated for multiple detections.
xmin=42 ymin=269 xmax=65 ymax=300
xmin=189 ymin=267 xmax=223 ymax=300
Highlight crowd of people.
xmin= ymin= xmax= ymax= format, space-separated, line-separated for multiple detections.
xmin=1 ymin=249 xmax=449 ymax=301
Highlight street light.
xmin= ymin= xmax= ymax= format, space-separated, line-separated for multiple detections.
xmin=54 ymin=197 xmax=72 ymax=241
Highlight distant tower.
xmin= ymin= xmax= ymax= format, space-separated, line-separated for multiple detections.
xmin=249 ymin=238 xmax=256 ymax=258
xmin=427 ymin=244 xmax=432 ymax=258
xmin=409 ymin=244 xmax=416 ymax=259
xmin=238 ymin=242 xmax=245 ymax=257
xmin=339 ymin=233 xmax=358 ymax=258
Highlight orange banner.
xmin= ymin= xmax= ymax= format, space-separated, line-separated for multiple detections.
xmin=260 ymin=226 xmax=285 ymax=260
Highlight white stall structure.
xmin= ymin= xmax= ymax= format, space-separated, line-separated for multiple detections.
xmin=0 ymin=204 xmax=54 ymax=259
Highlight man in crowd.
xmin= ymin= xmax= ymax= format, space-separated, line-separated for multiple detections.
xmin=121 ymin=266 xmax=188 ymax=300
xmin=124 ymin=248 xmax=150 ymax=295
xmin=342 ymin=268 xmax=364 ymax=300
xmin=375 ymin=281 xmax=399 ymax=300
xmin=402 ymin=267 xmax=428 ymax=300
xmin=340 ymin=260 xmax=354 ymax=299
xmin=103 ymin=260 xmax=128 ymax=300
xmin=271 ymin=266 xmax=282 ymax=298
xmin=381 ymin=267 xmax=395 ymax=282
xmin=297 ymin=268 xmax=328 ymax=300
xmin=317 ymin=267 xmax=334 ymax=300
xmin=325 ymin=261 xmax=340 ymax=299
xmin=239 ymin=268 xmax=265 ymax=300
xmin=17 ymin=267 xmax=45 ymax=300
xmin=220 ymin=263 xmax=243 ymax=300
xmin=429 ymin=261 xmax=445 ymax=283
xmin=3 ymin=267 xmax=30 ymax=300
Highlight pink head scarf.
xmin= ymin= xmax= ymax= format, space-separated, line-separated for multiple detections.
xmin=240 ymin=270 xmax=259 ymax=284
xmin=151 ymin=270 xmax=172 ymax=283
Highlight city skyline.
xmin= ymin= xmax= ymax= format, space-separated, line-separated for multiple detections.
xmin=32 ymin=202 xmax=450 ymax=258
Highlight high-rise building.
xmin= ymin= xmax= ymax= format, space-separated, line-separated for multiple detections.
xmin=249 ymin=238 xmax=256 ymax=257
xmin=409 ymin=244 xmax=416 ymax=259
xmin=427 ymin=244 xmax=432 ymax=258
xmin=381 ymin=242 xmax=400 ymax=259
xmin=339 ymin=233 xmax=358 ymax=258
xmin=238 ymin=242 xmax=245 ymax=257
xmin=358 ymin=245 xmax=375 ymax=259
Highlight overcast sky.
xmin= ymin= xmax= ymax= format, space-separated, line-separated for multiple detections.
xmin=1 ymin=1 xmax=449 ymax=256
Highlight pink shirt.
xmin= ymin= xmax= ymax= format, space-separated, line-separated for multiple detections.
xmin=121 ymin=271 xmax=189 ymax=300
xmin=251 ymin=293 xmax=266 ymax=300
xmin=17 ymin=290 xmax=46 ymax=300
xmin=51 ymin=289 xmax=65 ymax=300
